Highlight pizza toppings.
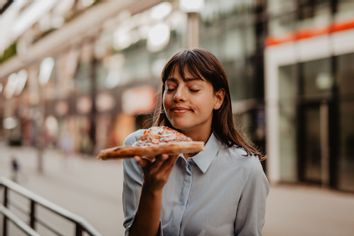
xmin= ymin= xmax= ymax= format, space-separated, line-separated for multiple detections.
xmin=97 ymin=126 xmax=204 ymax=160
xmin=133 ymin=126 xmax=192 ymax=147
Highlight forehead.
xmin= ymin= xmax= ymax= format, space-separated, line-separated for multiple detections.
xmin=168 ymin=65 xmax=205 ymax=81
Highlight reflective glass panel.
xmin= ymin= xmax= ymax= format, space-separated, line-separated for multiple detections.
xmin=337 ymin=53 xmax=354 ymax=192
xmin=303 ymin=58 xmax=332 ymax=99
xmin=278 ymin=65 xmax=298 ymax=182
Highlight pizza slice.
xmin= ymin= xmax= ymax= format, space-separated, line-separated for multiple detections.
xmin=97 ymin=126 xmax=204 ymax=160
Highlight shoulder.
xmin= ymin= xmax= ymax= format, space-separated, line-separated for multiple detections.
xmin=226 ymin=146 xmax=268 ymax=191
xmin=123 ymin=129 xmax=145 ymax=146
xmin=223 ymin=145 xmax=264 ymax=173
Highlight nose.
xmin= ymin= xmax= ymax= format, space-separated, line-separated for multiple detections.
xmin=173 ymin=86 xmax=186 ymax=102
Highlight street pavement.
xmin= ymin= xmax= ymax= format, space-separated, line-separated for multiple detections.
xmin=1 ymin=143 xmax=354 ymax=236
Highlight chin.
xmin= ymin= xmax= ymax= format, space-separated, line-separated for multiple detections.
xmin=170 ymin=122 xmax=185 ymax=130
xmin=167 ymin=114 xmax=196 ymax=130
xmin=170 ymin=121 xmax=194 ymax=132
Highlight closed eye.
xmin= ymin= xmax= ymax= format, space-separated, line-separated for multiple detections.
xmin=165 ymin=80 xmax=177 ymax=92
xmin=188 ymin=85 xmax=201 ymax=93
xmin=189 ymin=88 xmax=200 ymax=93
xmin=165 ymin=85 xmax=176 ymax=92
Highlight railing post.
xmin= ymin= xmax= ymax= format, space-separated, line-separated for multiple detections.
xmin=75 ymin=223 xmax=83 ymax=236
xmin=29 ymin=200 xmax=36 ymax=230
xmin=1 ymin=177 xmax=101 ymax=236
xmin=3 ymin=187 xmax=8 ymax=236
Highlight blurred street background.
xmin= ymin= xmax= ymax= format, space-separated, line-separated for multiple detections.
xmin=0 ymin=0 xmax=354 ymax=235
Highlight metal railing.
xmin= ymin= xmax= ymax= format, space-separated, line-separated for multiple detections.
xmin=0 ymin=177 xmax=102 ymax=236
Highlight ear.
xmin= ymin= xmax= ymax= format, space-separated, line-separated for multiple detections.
xmin=213 ymin=89 xmax=225 ymax=110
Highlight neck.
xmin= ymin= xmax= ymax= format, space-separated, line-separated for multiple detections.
xmin=183 ymin=129 xmax=211 ymax=159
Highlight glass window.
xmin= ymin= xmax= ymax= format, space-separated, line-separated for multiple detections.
xmin=221 ymin=56 xmax=256 ymax=101
xmin=302 ymin=58 xmax=332 ymax=99
xmin=338 ymin=100 xmax=354 ymax=192
xmin=278 ymin=64 xmax=298 ymax=182
xmin=337 ymin=53 xmax=354 ymax=192
xmin=338 ymin=99 xmax=354 ymax=191
xmin=222 ymin=24 xmax=255 ymax=60
xmin=302 ymin=105 xmax=322 ymax=182
xmin=269 ymin=1 xmax=332 ymax=39
xmin=268 ymin=13 xmax=296 ymax=38
xmin=200 ymin=15 xmax=223 ymax=56
xmin=336 ymin=0 xmax=354 ymax=22
xmin=201 ymin=2 xmax=258 ymax=101
xmin=267 ymin=0 xmax=296 ymax=16
xmin=338 ymin=53 xmax=354 ymax=97
xmin=296 ymin=2 xmax=331 ymax=31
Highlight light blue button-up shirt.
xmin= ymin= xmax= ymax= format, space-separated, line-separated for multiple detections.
xmin=123 ymin=130 xmax=269 ymax=236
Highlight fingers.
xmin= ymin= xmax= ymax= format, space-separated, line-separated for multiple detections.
xmin=148 ymin=154 xmax=170 ymax=174
xmin=134 ymin=154 xmax=178 ymax=174
xmin=136 ymin=154 xmax=179 ymax=190
xmin=134 ymin=154 xmax=168 ymax=168
xmin=134 ymin=156 xmax=154 ymax=168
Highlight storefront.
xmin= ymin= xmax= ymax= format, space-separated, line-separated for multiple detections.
xmin=265 ymin=18 xmax=354 ymax=192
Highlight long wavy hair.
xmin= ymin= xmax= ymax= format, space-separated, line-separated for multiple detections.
xmin=153 ymin=48 xmax=264 ymax=159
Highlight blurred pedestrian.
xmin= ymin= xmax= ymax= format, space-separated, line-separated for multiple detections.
xmin=122 ymin=49 xmax=269 ymax=236
xmin=10 ymin=155 xmax=20 ymax=182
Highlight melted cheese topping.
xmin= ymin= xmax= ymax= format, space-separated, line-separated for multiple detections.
xmin=133 ymin=126 xmax=192 ymax=146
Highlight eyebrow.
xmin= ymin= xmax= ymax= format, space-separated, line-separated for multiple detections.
xmin=166 ymin=77 xmax=204 ymax=83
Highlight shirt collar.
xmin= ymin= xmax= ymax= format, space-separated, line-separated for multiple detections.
xmin=191 ymin=133 xmax=220 ymax=174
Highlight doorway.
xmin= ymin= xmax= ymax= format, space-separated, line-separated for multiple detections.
xmin=298 ymin=101 xmax=330 ymax=186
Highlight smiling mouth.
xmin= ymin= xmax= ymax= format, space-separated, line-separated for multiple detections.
xmin=171 ymin=107 xmax=191 ymax=113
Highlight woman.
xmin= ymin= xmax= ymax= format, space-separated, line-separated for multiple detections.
xmin=123 ymin=48 xmax=269 ymax=236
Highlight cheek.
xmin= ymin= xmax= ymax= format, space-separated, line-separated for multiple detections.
xmin=197 ymin=92 xmax=215 ymax=106
xmin=200 ymin=95 xmax=218 ymax=113
xmin=162 ymin=93 xmax=171 ymax=109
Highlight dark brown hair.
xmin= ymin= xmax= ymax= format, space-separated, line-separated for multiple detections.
xmin=153 ymin=48 xmax=264 ymax=159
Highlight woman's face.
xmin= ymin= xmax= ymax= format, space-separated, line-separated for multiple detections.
xmin=163 ymin=66 xmax=224 ymax=139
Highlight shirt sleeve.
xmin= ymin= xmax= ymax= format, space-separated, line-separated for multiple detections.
xmin=122 ymin=130 xmax=164 ymax=236
xmin=234 ymin=157 xmax=269 ymax=236
xmin=123 ymin=158 xmax=143 ymax=236
xmin=122 ymin=131 xmax=144 ymax=235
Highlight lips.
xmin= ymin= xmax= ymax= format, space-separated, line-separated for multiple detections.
xmin=170 ymin=106 xmax=192 ymax=113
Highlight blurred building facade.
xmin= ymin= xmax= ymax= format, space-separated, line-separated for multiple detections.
xmin=265 ymin=0 xmax=354 ymax=193
xmin=0 ymin=0 xmax=353 ymax=192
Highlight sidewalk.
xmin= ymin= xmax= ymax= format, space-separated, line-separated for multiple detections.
xmin=263 ymin=184 xmax=354 ymax=236
xmin=0 ymin=143 xmax=125 ymax=236
xmin=1 ymin=143 xmax=354 ymax=236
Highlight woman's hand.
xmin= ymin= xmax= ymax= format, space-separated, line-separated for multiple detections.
xmin=134 ymin=154 xmax=178 ymax=192
xmin=129 ymin=154 xmax=178 ymax=236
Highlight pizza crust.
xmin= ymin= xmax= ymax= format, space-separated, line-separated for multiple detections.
xmin=97 ymin=141 xmax=204 ymax=160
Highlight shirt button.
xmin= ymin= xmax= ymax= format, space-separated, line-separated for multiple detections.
xmin=186 ymin=164 xmax=192 ymax=173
